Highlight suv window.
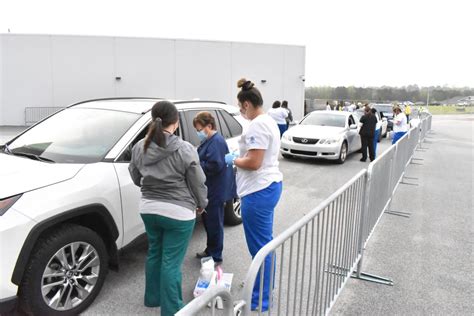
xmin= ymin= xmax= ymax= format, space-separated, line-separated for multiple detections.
xmin=117 ymin=122 xmax=181 ymax=162
xmin=182 ymin=109 xmax=221 ymax=147
xmin=218 ymin=110 xmax=243 ymax=138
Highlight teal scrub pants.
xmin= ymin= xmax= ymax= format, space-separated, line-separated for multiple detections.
xmin=140 ymin=213 xmax=195 ymax=316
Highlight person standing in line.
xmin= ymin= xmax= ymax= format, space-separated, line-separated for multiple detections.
xmin=359 ymin=105 xmax=377 ymax=162
xmin=267 ymin=100 xmax=288 ymax=137
xmin=193 ymin=111 xmax=235 ymax=265
xmin=371 ymin=108 xmax=381 ymax=159
xmin=224 ymin=78 xmax=283 ymax=312
xmin=128 ymin=101 xmax=208 ymax=316
xmin=405 ymin=104 xmax=412 ymax=122
xmin=392 ymin=105 xmax=408 ymax=144
xmin=326 ymin=101 xmax=332 ymax=111
xmin=281 ymin=100 xmax=293 ymax=129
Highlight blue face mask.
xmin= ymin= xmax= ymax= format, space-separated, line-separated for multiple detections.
xmin=197 ymin=130 xmax=208 ymax=142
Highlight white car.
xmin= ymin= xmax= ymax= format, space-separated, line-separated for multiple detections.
xmin=280 ymin=111 xmax=361 ymax=164
xmin=0 ymin=98 xmax=244 ymax=315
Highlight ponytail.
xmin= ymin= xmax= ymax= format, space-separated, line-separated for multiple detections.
xmin=144 ymin=101 xmax=179 ymax=152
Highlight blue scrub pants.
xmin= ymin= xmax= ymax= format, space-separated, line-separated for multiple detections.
xmin=277 ymin=124 xmax=287 ymax=138
xmin=201 ymin=202 xmax=224 ymax=262
xmin=392 ymin=131 xmax=407 ymax=144
xmin=373 ymin=128 xmax=380 ymax=159
xmin=241 ymin=181 xmax=282 ymax=311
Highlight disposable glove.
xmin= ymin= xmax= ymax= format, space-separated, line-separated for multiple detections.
xmin=225 ymin=152 xmax=238 ymax=166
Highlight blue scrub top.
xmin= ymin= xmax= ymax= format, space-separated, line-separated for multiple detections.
xmin=197 ymin=132 xmax=237 ymax=205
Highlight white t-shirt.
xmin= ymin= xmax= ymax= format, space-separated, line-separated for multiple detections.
xmin=236 ymin=114 xmax=283 ymax=198
xmin=393 ymin=112 xmax=408 ymax=133
xmin=267 ymin=107 xmax=288 ymax=125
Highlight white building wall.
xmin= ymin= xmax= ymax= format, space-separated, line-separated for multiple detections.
xmin=51 ymin=36 xmax=115 ymax=106
xmin=175 ymin=40 xmax=232 ymax=103
xmin=1 ymin=35 xmax=54 ymax=125
xmin=0 ymin=34 xmax=305 ymax=126
xmin=114 ymin=37 xmax=176 ymax=98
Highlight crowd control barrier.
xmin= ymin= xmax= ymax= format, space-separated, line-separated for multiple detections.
xmin=180 ymin=115 xmax=432 ymax=315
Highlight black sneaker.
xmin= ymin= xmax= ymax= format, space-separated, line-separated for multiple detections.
xmin=196 ymin=251 xmax=208 ymax=259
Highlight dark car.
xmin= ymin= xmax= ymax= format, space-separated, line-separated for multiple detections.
xmin=372 ymin=104 xmax=394 ymax=130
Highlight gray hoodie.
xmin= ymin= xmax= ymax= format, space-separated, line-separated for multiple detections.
xmin=128 ymin=134 xmax=208 ymax=211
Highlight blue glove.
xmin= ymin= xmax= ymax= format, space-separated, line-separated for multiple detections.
xmin=225 ymin=152 xmax=238 ymax=166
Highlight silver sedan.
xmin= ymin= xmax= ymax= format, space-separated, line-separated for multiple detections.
xmin=280 ymin=111 xmax=361 ymax=164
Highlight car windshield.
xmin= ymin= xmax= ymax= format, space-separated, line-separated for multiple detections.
xmin=7 ymin=108 xmax=140 ymax=163
xmin=300 ymin=113 xmax=346 ymax=128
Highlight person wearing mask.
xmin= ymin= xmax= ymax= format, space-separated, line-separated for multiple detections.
xmin=326 ymin=101 xmax=332 ymax=111
xmin=281 ymin=100 xmax=293 ymax=129
xmin=359 ymin=105 xmax=377 ymax=162
xmin=267 ymin=100 xmax=288 ymax=137
xmin=371 ymin=108 xmax=381 ymax=159
xmin=224 ymin=78 xmax=283 ymax=312
xmin=128 ymin=101 xmax=207 ymax=316
xmin=392 ymin=105 xmax=408 ymax=144
xmin=193 ymin=111 xmax=235 ymax=265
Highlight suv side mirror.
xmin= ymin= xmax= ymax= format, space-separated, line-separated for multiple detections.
xmin=350 ymin=124 xmax=358 ymax=130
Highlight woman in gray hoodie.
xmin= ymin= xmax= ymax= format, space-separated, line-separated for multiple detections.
xmin=128 ymin=101 xmax=207 ymax=316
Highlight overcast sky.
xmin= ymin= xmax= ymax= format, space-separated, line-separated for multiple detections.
xmin=1 ymin=0 xmax=472 ymax=88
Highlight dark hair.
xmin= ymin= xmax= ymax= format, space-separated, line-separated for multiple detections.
xmin=144 ymin=101 xmax=179 ymax=152
xmin=193 ymin=111 xmax=216 ymax=130
xmin=371 ymin=108 xmax=377 ymax=114
xmin=364 ymin=105 xmax=372 ymax=115
xmin=237 ymin=78 xmax=263 ymax=107
xmin=272 ymin=100 xmax=281 ymax=109
xmin=281 ymin=100 xmax=288 ymax=108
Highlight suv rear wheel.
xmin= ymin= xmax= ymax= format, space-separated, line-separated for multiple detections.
xmin=19 ymin=224 xmax=108 ymax=315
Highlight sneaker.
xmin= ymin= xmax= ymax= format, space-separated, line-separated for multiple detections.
xmin=360 ymin=158 xmax=367 ymax=162
xmin=196 ymin=251 xmax=209 ymax=259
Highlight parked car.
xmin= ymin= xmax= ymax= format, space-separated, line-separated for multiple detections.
xmin=353 ymin=108 xmax=388 ymax=142
xmin=280 ymin=111 xmax=361 ymax=164
xmin=372 ymin=104 xmax=394 ymax=130
xmin=0 ymin=98 xmax=244 ymax=315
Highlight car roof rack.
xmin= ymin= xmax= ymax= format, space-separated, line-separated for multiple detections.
xmin=67 ymin=97 xmax=165 ymax=108
xmin=67 ymin=97 xmax=226 ymax=109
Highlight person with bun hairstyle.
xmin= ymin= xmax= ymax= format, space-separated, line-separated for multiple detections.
xmin=128 ymin=101 xmax=207 ymax=316
xmin=193 ymin=111 xmax=236 ymax=264
xmin=225 ymin=78 xmax=283 ymax=311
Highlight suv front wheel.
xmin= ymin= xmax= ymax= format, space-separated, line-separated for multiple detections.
xmin=19 ymin=224 xmax=108 ymax=315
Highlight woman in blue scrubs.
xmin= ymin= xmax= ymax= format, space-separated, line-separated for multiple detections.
xmin=194 ymin=111 xmax=235 ymax=264
xmin=225 ymin=78 xmax=283 ymax=311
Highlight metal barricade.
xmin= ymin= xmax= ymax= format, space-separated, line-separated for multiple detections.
xmin=235 ymin=170 xmax=367 ymax=316
xmin=407 ymin=127 xmax=420 ymax=164
xmin=360 ymin=145 xmax=396 ymax=247
xmin=390 ymin=133 xmax=410 ymax=192
xmin=176 ymin=286 xmax=234 ymax=316
xmin=25 ymin=107 xmax=64 ymax=125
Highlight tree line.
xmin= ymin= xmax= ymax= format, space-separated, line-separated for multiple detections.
xmin=305 ymin=85 xmax=474 ymax=103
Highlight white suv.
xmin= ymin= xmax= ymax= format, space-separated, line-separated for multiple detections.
xmin=0 ymin=98 xmax=244 ymax=315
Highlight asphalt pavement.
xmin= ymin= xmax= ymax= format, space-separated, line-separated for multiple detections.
xmin=331 ymin=115 xmax=473 ymax=315
xmin=1 ymin=115 xmax=472 ymax=315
